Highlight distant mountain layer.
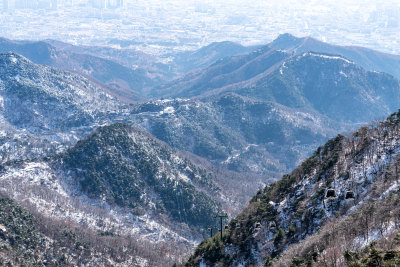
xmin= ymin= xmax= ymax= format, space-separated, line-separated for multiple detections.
xmin=153 ymin=46 xmax=288 ymax=98
xmin=0 ymin=38 xmax=162 ymax=101
xmin=45 ymin=38 xmax=161 ymax=72
xmin=270 ymin=33 xmax=400 ymax=80
xmin=44 ymin=39 xmax=261 ymax=81
xmin=171 ymin=41 xmax=260 ymax=74
xmin=187 ymin=108 xmax=400 ymax=267
xmin=155 ymin=48 xmax=400 ymax=124
xmin=231 ymin=51 xmax=400 ymax=123
xmin=0 ymin=37 xmax=260 ymax=101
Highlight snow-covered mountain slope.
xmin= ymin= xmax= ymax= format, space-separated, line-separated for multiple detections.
xmin=0 ymin=52 xmax=118 ymax=131
xmin=128 ymin=94 xmax=345 ymax=179
xmin=0 ymin=52 xmax=121 ymax=162
xmin=2 ymin=40 xmax=400 ymax=266
xmin=0 ymin=51 xmax=339 ymax=241
xmin=0 ymin=195 xmax=183 ymax=266
xmin=270 ymin=33 xmax=400 ymax=81
xmin=170 ymin=41 xmax=260 ymax=75
xmin=233 ymin=51 xmax=400 ymax=123
xmin=0 ymin=158 xmax=196 ymax=265
xmin=187 ymin=109 xmax=400 ymax=266
xmin=0 ymin=38 xmax=165 ymax=101
xmin=159 ymin=48 xmax=400 ymax=125
xmin=0 ymin=123 xmax=253 ymax=264
xmin=153 ymin=46 xmax=288 ymax=98
xmin=58 ymin=123 xmax=225 ymax=227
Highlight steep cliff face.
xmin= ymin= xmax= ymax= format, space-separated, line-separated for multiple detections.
xmin=187 ymin=110 xmax=400 ymax=266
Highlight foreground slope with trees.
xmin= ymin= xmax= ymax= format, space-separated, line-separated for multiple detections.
xmin=187 ymin=110 xmax=400 ymax=266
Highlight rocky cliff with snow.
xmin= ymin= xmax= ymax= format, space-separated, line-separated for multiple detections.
xmin=187 ymin=110 xmax=400 ymax=266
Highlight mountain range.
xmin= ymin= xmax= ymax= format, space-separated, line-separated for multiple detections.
xmin=128 ymin=94 xmax=340 ymax=176
xmin=0 ymin=37 xmax=162 ymax=101
xmin=0 ymin=37 xmax=259 ymax=101
xmin=170 ymin=41 xmax=260 ymax=74
xmin=270 ymin=33 xmax=400 ymax=80
xmin=154 ymin=45 xmax=400 ymax=125
xmin=1 ymin=33 xmax=400 ymax=265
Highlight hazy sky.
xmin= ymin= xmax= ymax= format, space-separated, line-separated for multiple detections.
xmin=0 ymin=0 xmax=399 ymax=54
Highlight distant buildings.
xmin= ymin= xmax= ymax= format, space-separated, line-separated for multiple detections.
xmin=91 ymin=0 xmax=105 ymax=9
xmin=0 ymin=0 xmax=123 ymax=10
xmin=1 ymin=0 xmax=57 ymax=10
xmin=2 ymin=0 xmax=10 ymax=10
xmin=91 ymin=0 xmax=123 ymax=9
xmin=51 ymin=0 xmax=57 ymax=9
xmin=107 ymin=0 xmax=123 ymax=9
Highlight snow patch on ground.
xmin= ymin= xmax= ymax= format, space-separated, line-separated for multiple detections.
xmin=353 ymin=221 xmax=397 ymax=249
xmin=339 ymin=70 xmax=348 ymax=77
xmin=160 ymin=106 xmax=175 ymax=114
xmin=0 ymin=161 xmax=199 ymax=250
xmin=304 ymin=52 xmax=353 ymax=64
xmin=380 ymin=182 xmax=400 ymax=199
xmin=279 ymin=61 xmax=287 ymax=75
xmin=224 ymin=144 xmax=258 ymax=164
xmin=9 ymin=56 xmax=18 ymax=64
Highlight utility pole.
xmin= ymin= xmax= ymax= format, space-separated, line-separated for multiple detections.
xmin=215 ymin=213 xmax=228 ymax=240
xmin=207 ymin=227 xmax=213 ymax=238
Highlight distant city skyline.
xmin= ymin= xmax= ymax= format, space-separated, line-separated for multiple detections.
xmin=1 ymin=0 xmax=125 ymax=10
xmin=0 ymin=0 xmax=399 ymax=55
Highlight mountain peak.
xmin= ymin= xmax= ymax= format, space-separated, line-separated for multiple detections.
xmin=271 ymin=33 xmax=305 ymax=50
xmin=275 ymin=33 xmax=299 ymax=41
